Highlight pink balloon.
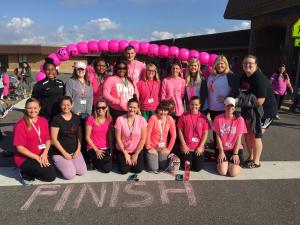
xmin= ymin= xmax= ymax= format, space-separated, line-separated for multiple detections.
xmin=98 ymin=39 xmax=109 ymax=52
xmin=168 ymin=46 xmax=179 ymax=59
xmin=158 ymin=45 xmax=169 ymax=58
xmin=36 ymin=71 xmax=46 ymax=82
xmin=56 ymin=48 xmax=69 ymax=61
xmin=148 ymin=44 xmax=159 ymax=57
xmin=118 ymin=40 xmax=129 ymax=52
xmin=189 ymin=50 xmax=199 ymax=60
xmin=178 ymin=48 xmax=190 ymax=61
xmin=108 ymin=40 xmax=119 ymax=53
xmin=87 ymin=40 xmax=99 ymax=54
xmin=66 ymin=44 xmax=79 ymax=57
xmin=209 ymin=54 xmax=219 ymax=66
xmin=128 ymin=41 xmax=139 ymax=53
xmin=139 ymin=41 xmax=149 ymax=55
xmin=48 ymin=53 xmax=61 ymax=66
xmin=199 ymin=52 xmax=210 ymax=65
xmin=77 ymin=41 xmax=88 ymax=55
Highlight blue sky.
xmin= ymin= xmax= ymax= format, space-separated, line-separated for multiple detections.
xmin=0 ymin=0 xmax=250 ymax=45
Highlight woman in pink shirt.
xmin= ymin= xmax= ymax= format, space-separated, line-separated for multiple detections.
xmin=90 ymin=58 xmax=108 ymax=105
xmin=103 ymin=59 xmax=138 ymax=123
xmin=212 ymin=97 xmax=247 ymax=177
xmin=137 ymin=63 xmax=160 ymax=121
xmin=86 ymin=98 xmax=113 ymax=173
xmin=178 ymin=96 xmax=209 ymax=171
xmin=161 ymin=60 xmax=186 ymax=121
xmin=146 ymin=100 xmax=176 ymax=173
xmin=13 ymin=98 xmax=56 ymax=185
xmin=270 ymin=63 xmax=294 ymax=119
xmin=114 ymin=95 xmax=147 ymax=174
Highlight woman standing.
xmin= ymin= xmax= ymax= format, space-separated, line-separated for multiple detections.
xmin=240 ymin=55 xmax=277 ymax=168
xmin=184 ymin=58 xmax=208 ymax=113
xmin=103 ymin=59 xmax=138 ymax=123
xmin=50 ymin=96 xmax=87 ymax=180
xmin=161 ymin=60 xmax=186 ymax=121
xmin=20 ymin=62 xmax=32 ymax=95
xmin=32 ymin=58 xmax=65 ymax=121
xmin=137 ymin=63 xmax=161 ymax=121
xmin=146 ymin=100 xmax=176 ymax=173
xmin=114 ymin=96 xmax=147 ymax=174
xmin=178 ymin=96 xmax=209 ymax=172
xmin=212 ymin=97 xmax=247 ymax=177
xmin=270 ymin=63 xmax=294 ymax=119
xmin=85 ymin=99 xmax=113 ymax=173
xmin=13 ymin=98 xmax=56 ymax=185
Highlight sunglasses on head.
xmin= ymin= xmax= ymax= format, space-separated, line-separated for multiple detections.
xmin=96 ymin=106 xmax=107 ymax=110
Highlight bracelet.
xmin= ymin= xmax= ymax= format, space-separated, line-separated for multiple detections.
xmin=233 ymin=153 xmax=238 ymax=155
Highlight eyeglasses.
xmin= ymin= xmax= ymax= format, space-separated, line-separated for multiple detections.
xmin=117 ymin=67 xmax=127 ymax=70
xmin=96 ymin=106 xmax=107 ymax=110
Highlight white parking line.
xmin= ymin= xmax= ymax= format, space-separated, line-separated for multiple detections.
xmin=0 ymin=161 xmax=300 ymax=186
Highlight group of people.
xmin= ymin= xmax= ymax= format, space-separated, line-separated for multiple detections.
xmin=13 ymin=45 xmax=281 ymax=185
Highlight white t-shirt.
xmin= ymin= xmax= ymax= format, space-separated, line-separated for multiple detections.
xmin=207 ymin=74 xmax=230 ymax=111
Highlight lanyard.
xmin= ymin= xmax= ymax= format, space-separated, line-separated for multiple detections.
xmin=122 ymin=78 xmax=128 ymax=87
xmin=78 ymin=80 xmax=86 ymax=97
xmin=146 ymin=80 xmax=154 ymax=97
xmin=188 ymin=86 xmax=195 ymax=100
xmin=97 ymin=74 xmax=105 ymax=85
xmin=190 ymin=113 xmax=200 ymax=137
xmin=30 ymin=119 xmax=42 ymax=143
xmin=127 ymin=116 xmax=135 ymax=139
xmin=159 ymin=116 xmax=167 ymax=142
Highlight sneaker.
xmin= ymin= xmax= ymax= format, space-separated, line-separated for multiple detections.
xmin=275 ymin=114 xmax=280 ymax=120
xmin=19 ymin=171 xmax=34 ymax=186
xmin=153 ymin=170 xmax=159 ymax=174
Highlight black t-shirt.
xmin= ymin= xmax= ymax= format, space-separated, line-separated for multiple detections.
xmin=50 ymin=113 xmax=81 ymax=155
xmin=240 ymin=70 xmax=277 ymax=118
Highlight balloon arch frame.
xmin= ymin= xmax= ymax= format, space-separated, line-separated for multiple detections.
xmin=36 ymin=39 xmax=218 ymax=81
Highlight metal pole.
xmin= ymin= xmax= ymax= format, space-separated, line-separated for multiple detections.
xmin=293 ymin=50 xmax=300 ymax=99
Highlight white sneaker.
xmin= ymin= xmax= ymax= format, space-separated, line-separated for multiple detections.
xmin=275 ymin=114 xmax=280 ymax=120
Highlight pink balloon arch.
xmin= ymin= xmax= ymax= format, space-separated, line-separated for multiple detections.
xmin=37 ymin=39 xmax=218 ymax=81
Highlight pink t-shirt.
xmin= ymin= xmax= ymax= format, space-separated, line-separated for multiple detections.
xmin=177 ymin=112 xmax=209 ymax=151
xmin=212 ymin=114 xmax=247 ymax=151
xmin=13 ymin=116 xmax=50 ymax=167
xmin=127 ymin=60 xmax=146 ymax=85
xmin=271 ymin=73 xmax=290 ymax=95
xmin=86 ymin=116 xmax=112 ymax=150
xmin=89 ymin=73 xmax=108 ymax=105
xmin=137 ymin=79 xmax=160 ymax=111
xmin=114 ymin=115 xmax=147 ymax=153
xmin=146 ymin=115 xmax=176 ymax=150
xmin=161 ymin=76 xmax=186 ymax=116
xmin=103 ymin=75 xmax=138 ymax=111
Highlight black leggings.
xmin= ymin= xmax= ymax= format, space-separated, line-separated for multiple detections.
xmin=274 ymin=94 xmax=285 ymax=110
xmin=88 ymin=149 xmax=112 ymax=173
xmin=117 ymin=150 xmax=144 ymax=174
xmin=20 ymin=158 xmax=56 ymax=182
xmin=179 ymin=151 xmax=204 ymax=172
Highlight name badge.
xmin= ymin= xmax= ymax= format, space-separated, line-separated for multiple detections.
xmin=191 ymin=137 xmax=199 ymax=143
xmin=158 ymin=142 xmax=165 ymax=148
xmin=225 ymin=142 xmax=231 ymax=148
xmin=38 ymin=144 xmax=46 ymax=150
xmin=147 ymin=98 xmax=154 ymax=103
xmin=80 ymin=99 xmax=87 ymax=105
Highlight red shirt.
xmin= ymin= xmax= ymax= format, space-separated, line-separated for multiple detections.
xmin=13 ymin=116 xmax=50 ymax=167
xmin=178 ymin=112 xmax=209 ymax=151
xmin=137 ymin=79 xmax=160 ymax=111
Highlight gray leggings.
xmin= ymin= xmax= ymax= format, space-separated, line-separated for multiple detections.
xmin=146 ymin=150 xmax=169 ymax=171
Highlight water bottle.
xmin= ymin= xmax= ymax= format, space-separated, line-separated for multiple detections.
xmin=184 ymin=160 xmax=190 ymax=181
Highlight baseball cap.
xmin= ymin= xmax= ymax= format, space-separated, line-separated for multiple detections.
xmin=224 ymin=97 xmax=236 ymax=107
xmin=74 ymin=61 xmax=87 ymax=69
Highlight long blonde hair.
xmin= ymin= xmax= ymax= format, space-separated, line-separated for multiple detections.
xmin=23 ymin=98 xmax=41 ymax=130
xmin=93 ymin=98 xmax=111 ymax=124
xmin=143 ymin=63 xmax=160 ymax=81
xmin=212 ymin=55 xmax=232 ymax=75
xmin=185 ymin=58 xmax=202 ymax=86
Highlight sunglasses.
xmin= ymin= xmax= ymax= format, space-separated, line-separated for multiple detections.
xmin=117 ymin=67 xmax=127 ymax=70
xmin=96 ymin=106 xmax=107 ymax=110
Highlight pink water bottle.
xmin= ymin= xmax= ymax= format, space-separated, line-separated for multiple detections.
xmin=184 ymin=160 xmax=190 ymax=181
